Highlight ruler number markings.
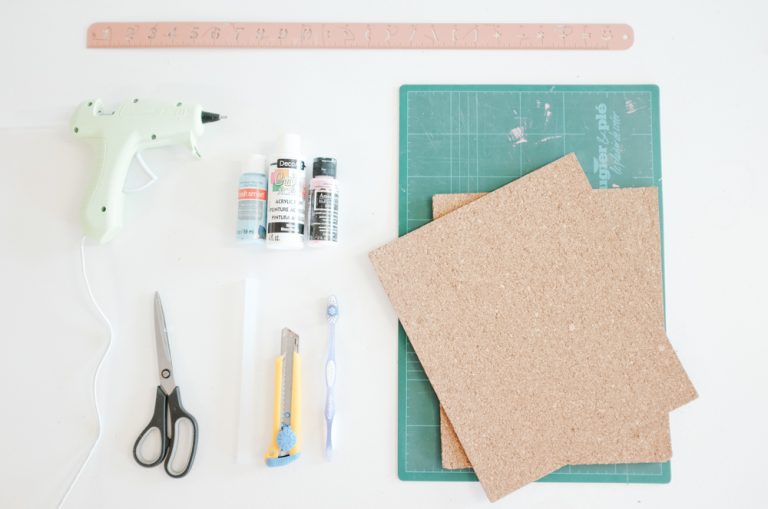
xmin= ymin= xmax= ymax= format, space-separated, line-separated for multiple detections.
xmin=87 ymin=22 xmax=633 ymax=49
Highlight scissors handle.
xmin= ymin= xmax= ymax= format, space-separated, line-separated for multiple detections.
xmin=164 ymin=386 xmax=199 ymax=478
xmin=133 ymin=386 xmax=168 ymax=468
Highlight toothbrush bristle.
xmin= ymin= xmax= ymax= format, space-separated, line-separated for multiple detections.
xmin=327 ymin=296 xmax=339 ymax=322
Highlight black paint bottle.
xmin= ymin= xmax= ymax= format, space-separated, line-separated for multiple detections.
xmin=308 ymin=157 xmax=339 ymax=246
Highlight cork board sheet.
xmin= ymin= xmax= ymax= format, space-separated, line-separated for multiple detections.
xmin=439 ymin=406 xmax=471 ymax=470
xmin=369 ymin=154 xmax=697 ymax=501
xmin=433 ymin=193 xmax=484 ymax=470
xmin=432 ymin=192 xmax=674 ymax=471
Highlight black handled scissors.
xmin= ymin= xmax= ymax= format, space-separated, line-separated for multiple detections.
xmin=133 ymin=292 xmax=199 ymax=478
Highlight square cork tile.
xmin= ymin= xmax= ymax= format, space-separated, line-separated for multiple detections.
xmin=370 ymin=154 xmax=696 ymax=501
xmin=432 ymin=191 xmax=680 ymax=471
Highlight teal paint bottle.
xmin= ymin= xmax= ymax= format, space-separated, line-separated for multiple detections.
xmin=236 ymin=154 xmax=268 ymax=243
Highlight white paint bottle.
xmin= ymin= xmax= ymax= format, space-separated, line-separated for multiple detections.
xmin=266 ymin=134 xmax=306 ymax=250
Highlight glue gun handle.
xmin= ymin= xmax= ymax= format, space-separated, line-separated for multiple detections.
xmin=83 ymin=138 xmax=136 ymax=244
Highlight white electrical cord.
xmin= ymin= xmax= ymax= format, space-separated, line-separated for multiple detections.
xmin=58 ymin=152 xmax=154 ymax=506
xmin=57 ymin=237 xmax=114 ymax=508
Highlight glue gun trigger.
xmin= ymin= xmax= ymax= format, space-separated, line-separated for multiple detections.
xmin=123 ymin=152 xmax=159 ymax=193
xmin=189 ymin=134 xmax=202 ymax=159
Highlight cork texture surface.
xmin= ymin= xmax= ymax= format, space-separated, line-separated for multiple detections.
xmin=433 ymin=193 xmax=674 ymax=471
xmin=370 ymin=154 xmax=697 ymax=501
xmin=439 ymin=406 xmax=471 ymax=470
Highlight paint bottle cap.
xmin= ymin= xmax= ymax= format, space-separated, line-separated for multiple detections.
xmin=278 ymin=133 xmax=302 ymax=154
xmin=245 ymin=154 xmax=267 ymax=174
xmin=313 ymin=157 xmax=337 ymax=178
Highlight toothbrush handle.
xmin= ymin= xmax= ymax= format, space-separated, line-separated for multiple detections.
xmin=324 ymin=305 xmax=337 ymax=459
xmin=325 ymin=413 xmax=334 ymax=458
xmin=325 ymin=333 xmax=336 ymax=458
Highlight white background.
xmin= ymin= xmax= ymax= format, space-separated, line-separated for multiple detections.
xmin=1 ymin=1 xmax=767 ymax=507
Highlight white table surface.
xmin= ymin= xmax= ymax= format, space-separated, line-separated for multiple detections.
xmin=1 ymin=1 xmax=767 ymax=507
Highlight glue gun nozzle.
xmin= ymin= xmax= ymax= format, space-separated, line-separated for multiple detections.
xmin=201 ymin=111 xmax=226 ymax=124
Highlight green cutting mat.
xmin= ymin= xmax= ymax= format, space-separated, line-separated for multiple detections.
xmin=398 ymin=84 xmax=668 ymax=483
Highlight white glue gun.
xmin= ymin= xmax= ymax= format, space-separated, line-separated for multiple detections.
xmin=71 ymin=98 xmax=225 ymax=243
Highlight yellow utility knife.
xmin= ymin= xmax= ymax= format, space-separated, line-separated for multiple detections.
xmin=265 ymin=328 xmax=302 ymax=467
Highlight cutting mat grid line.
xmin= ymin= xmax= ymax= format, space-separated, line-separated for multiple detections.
xmin=398 ymin=85 xmax=667 ymax=483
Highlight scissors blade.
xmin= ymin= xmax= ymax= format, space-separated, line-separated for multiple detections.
xmin=154 ymin=292 xmax=176 ymax=394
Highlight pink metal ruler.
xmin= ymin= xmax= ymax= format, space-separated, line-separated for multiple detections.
xmin=87 ymin=22 xmax=633 ymax=50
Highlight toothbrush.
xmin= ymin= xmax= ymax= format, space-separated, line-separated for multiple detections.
xmin=324 ymin=296 xmax=339 ymax=459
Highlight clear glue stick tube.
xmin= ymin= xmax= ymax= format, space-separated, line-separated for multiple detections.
xmin=308 ymin=157 xmax=339 ymax=247
xmin=266 ymin=134 xmax=306 ymax=250
xmin=236 ymin=155 xmax=268 ymax=243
